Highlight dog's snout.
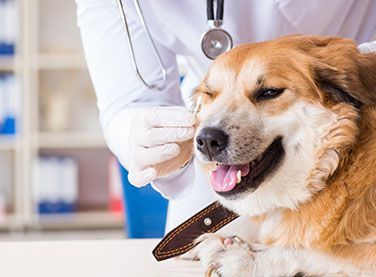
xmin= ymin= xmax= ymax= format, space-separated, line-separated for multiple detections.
xmin=196 ymin=127 xmax=228 ymax=158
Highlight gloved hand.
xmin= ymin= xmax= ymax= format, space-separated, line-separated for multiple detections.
xmin=105 ymin=106 xmax=196 ymax=188
xmin=358 ymin=40 xmax=376 ymax=53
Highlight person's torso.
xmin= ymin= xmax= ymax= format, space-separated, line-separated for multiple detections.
xmin=144 ymin=0 xmax=376 ymax=65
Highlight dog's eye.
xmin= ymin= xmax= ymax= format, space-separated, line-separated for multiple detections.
xmin=255 ymin=88 xmax=285 ymax=101
xmin=202 ymin=91 xmax=213 ymax=97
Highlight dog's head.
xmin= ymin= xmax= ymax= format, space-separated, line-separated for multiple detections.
xmin=194 ymin=35 xmax=376 ymax=217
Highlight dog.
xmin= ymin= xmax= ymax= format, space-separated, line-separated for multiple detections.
xmin=193 ymin=35 xmax=376 ymax=276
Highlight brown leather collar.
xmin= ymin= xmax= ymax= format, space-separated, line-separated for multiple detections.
xmin=153 ymin=201 xmax=239 ymax=261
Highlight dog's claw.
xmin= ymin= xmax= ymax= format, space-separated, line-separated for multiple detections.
xmin=223 ymin=237 xmax=234 ymax=246
xmin=197 ymin=234 xmax=254 ymax=277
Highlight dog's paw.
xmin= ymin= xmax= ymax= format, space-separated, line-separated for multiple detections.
xmin=195 ymin=233 xmax=254 ymax=277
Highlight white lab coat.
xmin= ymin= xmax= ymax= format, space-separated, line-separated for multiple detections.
xmin=75 ymin=0 xmax=376 ymax=232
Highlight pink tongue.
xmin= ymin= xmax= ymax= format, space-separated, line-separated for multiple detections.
xmin=209 ymin=164 xmax=250 ymax=192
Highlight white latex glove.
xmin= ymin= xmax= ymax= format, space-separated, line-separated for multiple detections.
xmin=105 ymin=106 xmax=196 ymax=188
xmin=358 ymin=40 xmax=376 ymax=53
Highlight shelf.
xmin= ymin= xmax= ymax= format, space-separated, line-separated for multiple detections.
xmin=34 ymin=53 xmax=87 ymax=69
xmin=0 ymin=56 xmax=17 ymax=71
xmin=0 ymin=136 xmax=18 ymax=150
xmin=31 ymin=211 xmax=123 ymax=229
xmin=36 ymin=132 xmax=107 ymax=149
xmin=0 ymin=1 xmax=122 ymax=235
xmin=0 ymin=214 xmax=23 ymax=230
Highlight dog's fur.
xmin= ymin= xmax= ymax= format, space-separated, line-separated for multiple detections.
xmin=193 ymin=35 xmax=376 ymax=276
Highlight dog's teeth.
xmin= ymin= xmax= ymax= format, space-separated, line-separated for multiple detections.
xmin=236 ymin=170 xmax=242 ymax=184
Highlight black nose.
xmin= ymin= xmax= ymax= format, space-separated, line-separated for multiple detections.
xmin=196 ymin=127 xmax=229 ymax=158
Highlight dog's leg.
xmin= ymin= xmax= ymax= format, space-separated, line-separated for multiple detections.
xmin=196 ymin=234 xmax=361 ymax=276
xmin=328 ymin=244 xmax=376 ymax=275
xmin=179 ymin=216 xmax=259 ymax=261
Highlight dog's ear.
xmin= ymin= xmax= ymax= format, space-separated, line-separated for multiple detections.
xmin=350 ymin=51 xmax=376 ymax=105
xmin=307 ymin=37 xmax=376 ymax=107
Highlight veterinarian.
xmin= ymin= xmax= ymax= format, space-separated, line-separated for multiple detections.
xmin=75 ymin=0 xmax=376 ymax=232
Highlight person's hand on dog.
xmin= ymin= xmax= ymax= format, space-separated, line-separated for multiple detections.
xmin=105 ymin=106 xmax=196 ymax=187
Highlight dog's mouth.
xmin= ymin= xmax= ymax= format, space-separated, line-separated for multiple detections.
xmin=209 ymin=137 xmax=285 ymax=198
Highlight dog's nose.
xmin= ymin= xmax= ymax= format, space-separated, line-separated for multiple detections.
xmin=196 ymin=127 xmax=228 ymax=158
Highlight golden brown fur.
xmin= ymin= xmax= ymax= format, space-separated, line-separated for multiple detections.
xmin=195 ymin=35 xmax=376 ymax=274
xmin=269 ymin=106 xmax=376 ymax=270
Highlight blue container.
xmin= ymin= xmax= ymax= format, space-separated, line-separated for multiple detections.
xmin=0 ymin=43 xmax=15 ymax=56
xmin=38 ymin=201 xmax=76 ymax=214
xmin=0 ymin=116 xmax=16 ymax=135
xmin=119 ymin=164 xmax=168 ymax=238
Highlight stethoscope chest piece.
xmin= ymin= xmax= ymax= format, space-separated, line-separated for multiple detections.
xmin=202 ymin=0 xmax=232 ymax=60
xmin=116 ymin=0 xmax=233 ymax=90
xmin=201 ymin=24 xmax=233 ymax=60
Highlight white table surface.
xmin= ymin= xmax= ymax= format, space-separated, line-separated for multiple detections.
xmin=0 ymin=239 xmax=204 ymax=277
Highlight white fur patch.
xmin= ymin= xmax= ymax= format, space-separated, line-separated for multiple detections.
xmin=238 ymin=58 xmax=265 ymax=90
xmin=196 ymin=233 xmax=359 ymax=276
xmin=220 ymin=101 xmax=339 ymax=217
xmin=206 ymin=65 xmax=237 ymax=93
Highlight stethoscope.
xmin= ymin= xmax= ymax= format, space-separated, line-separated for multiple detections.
xmin=201 ymin=0 xmax=233 ymax=60
xmin=116 ymin=0 xmax=233 ymax=91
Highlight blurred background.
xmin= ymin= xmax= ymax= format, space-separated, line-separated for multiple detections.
xmin=0 ymin=0 xmax=169 ymax=240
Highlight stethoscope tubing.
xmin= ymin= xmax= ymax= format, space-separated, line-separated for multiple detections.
xmin=116 ymin=0 xmax=167 ymax=91
xmin=207 ymin=0 xmax=224 ymax=21
xmin=116 ymin=0 xmax=232 ymax=91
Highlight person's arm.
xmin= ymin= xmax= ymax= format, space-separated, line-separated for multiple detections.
xmin=358 ymin=40 xmax=376 ymax=53
xmin=75 ymin=0 xmax=195 ymax=199
xmin=76 ymin=0 xmax=183 ymax=125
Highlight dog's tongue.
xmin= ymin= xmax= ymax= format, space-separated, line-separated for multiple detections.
xmin=209 ymin=164 xmax=250 ymax=192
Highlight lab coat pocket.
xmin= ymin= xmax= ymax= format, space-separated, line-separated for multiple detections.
xmin=275 ymin=0 xmax=354 ymax=35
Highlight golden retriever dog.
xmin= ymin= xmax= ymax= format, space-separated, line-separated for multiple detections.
xmin=193 ymin=35 xmax=376 ymax=276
